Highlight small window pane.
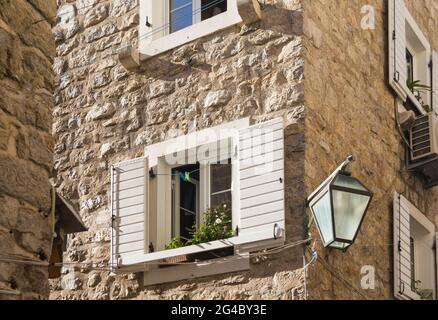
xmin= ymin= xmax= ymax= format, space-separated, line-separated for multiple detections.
xmin=170 ymin=0 xmax=193 ymax=33
xmin=201 ymin=0 xmax=227 ymax=21
xmin=210 ymin=161 xmax=231 ymax=194
xmin=211 ymin=191 xmax=232 ymax=209
xmin=406 ymin=49 xmax=414 ymax=85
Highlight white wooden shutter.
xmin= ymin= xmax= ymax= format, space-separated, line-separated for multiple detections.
xmin=237 ymin=118 xmax=285 ymax=251
xmin=111 ymin=157 xmax=149 ymax=268
xmin=436 ymin=233 xmax=438 ymax=293
xmin=389 ymin=0 xmax=408 ymax=100
xmin=393 ymin=193 xmax=417 ymax=300
xmin=432 ymin=51 xmax=438 ymax=113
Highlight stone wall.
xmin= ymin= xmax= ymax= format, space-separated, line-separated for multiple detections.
xmin=0 ymin=0 xmax=56 ymax=299
xmin=50 ymin=0 xmax=308 ymax=300
xmin=303 ymin=0 xmax=438 ymax=300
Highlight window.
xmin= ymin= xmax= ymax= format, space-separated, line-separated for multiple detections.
xmin=210 ymin=159 xmax=232 ymax=208
xmin=388 ymin=0 xmax=432 ymax=114
xmin=171 ymin=163 xmax=200 ymax=241
xmin=168 ymin=0 xmax=228 ymax=33
xmin=110 ymin=118 xmax=286 ymax=285
xmin=138 ymin=0 xmax=261 ymax=59
xmin=169 ymin=0 xmax=193 ymax=33
xmin=393 ymin=193 xmax=436 ymax=300
xmin=406 ymin=49 xmax=414 ymax=85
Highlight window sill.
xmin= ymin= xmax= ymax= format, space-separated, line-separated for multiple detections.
xmin=143 ymin=253 xmax=250 ymax=287
xmin=117 ymin=227 xmax=282 ymax=268
xmin=139 ymin=10 xmax=242 ymax=60
xmin=405 ymin=90 xmax=428 ymax=115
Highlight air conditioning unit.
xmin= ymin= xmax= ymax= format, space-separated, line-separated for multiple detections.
xmin=409 ymin=112 xmax=438 ymax=161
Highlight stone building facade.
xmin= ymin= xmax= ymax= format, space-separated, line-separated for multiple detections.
xmin=50 ymin=0 xmax=307 ymax=300
xmin=304 ymin=0 xmax=438 ymax=300
xmin=49 ymin=0 xmax=438 ymax=300
xmin=0 ymin=0 xmax=56 ymax=299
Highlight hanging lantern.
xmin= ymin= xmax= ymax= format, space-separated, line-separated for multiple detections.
xmin=307 ymin=156 xmax=373 ymax=250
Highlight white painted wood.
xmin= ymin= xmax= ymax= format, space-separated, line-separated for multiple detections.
xmin=139 ymin=0 xmax=242 ymax=59
xmin=433 ymin=51 xmax=438 ymax=113
xmin=111 ymin=157 xmax=149 ymax=267
xmin=237 ymin=118 xmax=285 ymax=251
xmin=143 ymin=254 xmax=250 ymax=287
xmin=119 ymin=227 xmax=276 ymax=266
xmin=388 ymin=0 xmax=408 ymax=101
xmin=394 ymin=193 xmax=420 ymax=300
xmin=436 ymin=233 xmax=438 ymax=293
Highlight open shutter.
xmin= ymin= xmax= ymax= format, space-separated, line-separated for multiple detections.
xmin=389 ymin=0 xmax=408 ymax=100
xmin=393 ymin=193 xmax=417 ymax=300
xmin=436 ymin=233 xmax=438 ymax=295
xmin=111 ymin=157 xmax=149 ymax=269
xmin=237 ymin=118 xmax=285 ymax=251
xmin=433 ymin=51 xmax=438 ymax=113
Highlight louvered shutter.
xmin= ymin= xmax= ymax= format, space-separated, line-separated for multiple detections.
xmin=388 ymin=0 xmax=408 ymax=100
xmin=436 ymin=233 xmax=438 ymax=292
xmin=393 ymin=193 xmax=417 ymax=300
xmin=111 ymin=157 xmax=149 ymax=268
xmin=237 ymin=118 xmax=285 ymax=251
xmin=433 ymin=51 xmax=438 ymax=113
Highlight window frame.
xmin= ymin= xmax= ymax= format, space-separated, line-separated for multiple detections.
xmin=139 ymin=0 xmax=242 ymax=58
xmin=145 ymin=118 xmax=249 ymax=253
xmin=404 ymin=9 xmax=431 ymax=114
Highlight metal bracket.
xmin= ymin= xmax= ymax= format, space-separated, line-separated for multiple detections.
xmin=306 ymin=155 xmax=354 ymax=206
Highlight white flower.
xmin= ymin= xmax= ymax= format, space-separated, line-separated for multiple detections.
xmin=215 ymin=218 xmax=222 ymax=225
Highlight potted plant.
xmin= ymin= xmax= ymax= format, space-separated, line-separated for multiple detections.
xmin=413 ymin=280 xmax=434 ymax=300
xmin=163 ymin=204 xmax=234 ymax=263
xmin=406 ymin=79 xmax=433 ymax=113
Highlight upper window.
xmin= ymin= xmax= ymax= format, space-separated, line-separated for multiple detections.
xmin=169 ymin=0 xmax=228 ymax=33
xmin=139 ymin=0 xmax=254 ymax=59
xmin=389 ymin=0 xmax=432 ymax=114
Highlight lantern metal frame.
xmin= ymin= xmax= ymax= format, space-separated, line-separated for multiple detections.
xmin=306 ymin=156 xmax=373 ymax=250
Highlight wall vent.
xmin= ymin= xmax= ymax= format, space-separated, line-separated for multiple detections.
xmin=409 ymin=112 xmax=438 ymax=161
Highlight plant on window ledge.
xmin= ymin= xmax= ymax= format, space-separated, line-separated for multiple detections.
xmin=165 ymin=204 xmax=233 ymax=250
xmin=406 ymin=79 xmax=432 ymax=113
xmin=413 ymin=280 xmax=434 ymax=300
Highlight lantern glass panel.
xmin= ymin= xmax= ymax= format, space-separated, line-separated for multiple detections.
xmin=311 ymin=191 xmax=334 ymax=245
xmin=332 ymin=189 xmax=370 ymax=241
xmin=332 ymin=174 xmax=368 ymax=192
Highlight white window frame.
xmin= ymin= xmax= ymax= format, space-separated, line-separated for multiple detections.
xmin=111 ymin=117 xmax=286 ymax=286
xmin=394 ymin=193 xmax=436 ymax=300
xmin=404 ymin=10 xmax=432 ymax=114
xmin=139 ymin=118 xmax=250 ymax=286
xmin=408 ymin=209 xmax=436 ymax=300
xmin=389 ymin=0 xmax=431 ymax=115
xmin=139 ymin=0 xmax=242 ymax=58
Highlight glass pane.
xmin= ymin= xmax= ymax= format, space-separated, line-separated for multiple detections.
xmin=180 ymin=180 xmax=196 ymax=211
xmin=211 ymin=191 xmax=231 ymax=209
xmin=332 ymin=175 xmax=368 ymax=192
xmin=201 ymin=0 xmax=227 ymax=21
xmin=330 ymin=242 xmax=350 ymax=250
xmin=210 ymin=162 xmax=231 ymax=194
xmin=311 ymin=192 xmax=334 ymax=245
xmin=406 ymin=49 xmax=414 ymax=85
xmin=170 ymin=0 xmax=193 ymax=33
xmin=332 ymin=190 xmax=370 ymax=241
xmin=180 ymin=179 xmax=197 ymax=240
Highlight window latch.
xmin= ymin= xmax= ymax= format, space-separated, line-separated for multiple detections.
xmin=146 ymin=16 xmax=152 ymax=27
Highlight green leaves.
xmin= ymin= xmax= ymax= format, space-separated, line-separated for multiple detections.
xmin=165 ymin=204 xmax=233 ymax=250
xmin=406 ymin=79 xmax=432 ymax=113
